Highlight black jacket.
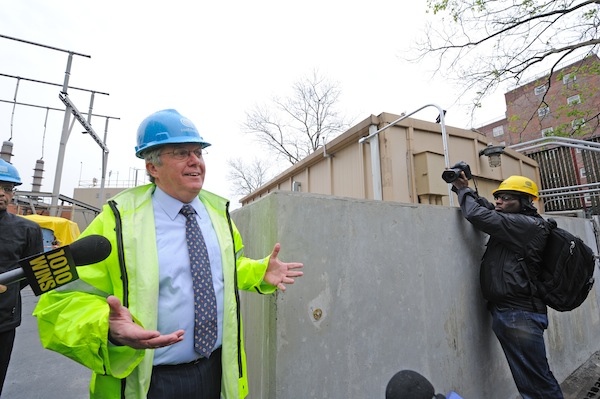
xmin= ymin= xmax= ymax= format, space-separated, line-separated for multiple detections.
xmin=456 ymin=187 xmax=549 ymax=313
xmin=0 ymin=211 xmax=43 ymax=333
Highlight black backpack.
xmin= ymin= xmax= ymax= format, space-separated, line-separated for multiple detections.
xmin=533 ymin=218 xmax=597 ymax=312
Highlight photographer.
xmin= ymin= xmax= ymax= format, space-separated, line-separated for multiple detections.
xmin=449 ymin=168 xmax=563 ymax=399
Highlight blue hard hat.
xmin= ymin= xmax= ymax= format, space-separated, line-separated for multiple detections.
xmin=0 ymin=158 xmax=22 ymax=185
xmin=135 ymin=109 xmax=211 ymax=158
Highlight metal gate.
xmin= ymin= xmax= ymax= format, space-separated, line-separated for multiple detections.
xmin=529 ymin=137 xmax=600 ymax=216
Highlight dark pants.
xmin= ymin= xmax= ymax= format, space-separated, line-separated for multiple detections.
xmin=148 ymin=348 xmax=222 ymax=399
xmin=490 ymin=305 xmax=564 ymax=399
xmin=0 ymin=328 xmax=16 ymax=395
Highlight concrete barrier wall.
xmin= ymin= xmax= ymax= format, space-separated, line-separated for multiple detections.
xmin=232 ymin=192 xmax=600 ymax=399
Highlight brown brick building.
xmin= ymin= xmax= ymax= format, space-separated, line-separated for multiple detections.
xmin=477 ymin=53 xmax=600 ymax=216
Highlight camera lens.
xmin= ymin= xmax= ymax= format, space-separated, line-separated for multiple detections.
xmin=441 ymin=169 xmax=460 ymax=183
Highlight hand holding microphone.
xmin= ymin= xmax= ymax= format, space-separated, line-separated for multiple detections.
xmin=0 ymin=235 xmax=111 ymax=295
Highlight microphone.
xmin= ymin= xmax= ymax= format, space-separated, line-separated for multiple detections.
xmin=0 ymin=235 xmax=111 ymax=295
xmin=386 ymin=370 xmax=435 ymax=399
xmin=386 ymin=370 xmax=464 ymax=399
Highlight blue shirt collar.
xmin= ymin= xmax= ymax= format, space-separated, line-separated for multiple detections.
xmin=152 ymin=186 xmax=202 ymax=220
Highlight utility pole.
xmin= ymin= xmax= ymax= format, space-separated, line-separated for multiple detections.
xmin=53 ymin=60 xmax=109 ymax=215
xmin=0 ymin=34 xmax=117 ymax=216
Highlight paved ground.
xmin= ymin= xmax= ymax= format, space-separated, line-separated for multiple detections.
xmin=2 ymin=286 xmax=600 ymax=399
xmin=562 ymin=351 xmax=600 ymax=399
xmin=2 ymin=287 xmax=89 ymax=399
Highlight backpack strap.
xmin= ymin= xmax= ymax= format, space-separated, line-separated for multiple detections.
xmin=518 ymin=217 xmax=554 ymax=313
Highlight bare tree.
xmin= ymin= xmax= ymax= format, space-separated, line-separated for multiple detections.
xmin=226 ymin=157 xmax=271 ymax=197
xmin=414 ymin=0 xmax=600 ymax=124
xmin=242 ymin=70 xmax=352 ymax=165
xmin=227 ymin=71 xmax=352 ymax=197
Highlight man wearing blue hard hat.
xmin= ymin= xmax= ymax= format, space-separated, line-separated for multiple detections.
xmin=34 ymin=109 xmax=304 ymax=399
xmin=0 ymin=158 xmax=43 ymax=395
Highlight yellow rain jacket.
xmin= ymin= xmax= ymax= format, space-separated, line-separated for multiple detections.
xmin=34 ymin=184 xmax=275 ymax=398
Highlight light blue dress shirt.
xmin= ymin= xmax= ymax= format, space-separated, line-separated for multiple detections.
xmin=151 ymin=187 xmax=224 ymax=365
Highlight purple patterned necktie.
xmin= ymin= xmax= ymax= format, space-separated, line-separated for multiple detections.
xmin=180 ymin=204 xmax=217 ymax=358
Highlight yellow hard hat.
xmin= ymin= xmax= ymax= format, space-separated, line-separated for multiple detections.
xmin=492 ymin=175 xmax=539 ymax=200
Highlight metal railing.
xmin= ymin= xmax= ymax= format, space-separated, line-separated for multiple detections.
xmin=358 ymin=104 xmax=453 ymax=204
xmin=510 ymin=136 xmax=600 ymax=216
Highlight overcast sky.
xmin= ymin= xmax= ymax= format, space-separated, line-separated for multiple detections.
xmin=0 ymin=0 xmax=507 ymax=208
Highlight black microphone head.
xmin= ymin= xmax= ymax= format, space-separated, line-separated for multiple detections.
xmin=386 ymin=370 xmax=435 ymax=399
xmin=69 ymin=235 xmax=112 ymax=265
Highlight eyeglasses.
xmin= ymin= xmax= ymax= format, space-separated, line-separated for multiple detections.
xmin=494 ymin=193 xmax=519 ymax=202
xmin=160 ymin=148 xmax=204 ymax=160
xmin=0 ymin=185 xmax=15 ymax=194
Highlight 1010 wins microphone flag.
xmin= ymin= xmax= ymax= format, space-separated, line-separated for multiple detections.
xmin=0 ymin=235 xmax=111 ymax=295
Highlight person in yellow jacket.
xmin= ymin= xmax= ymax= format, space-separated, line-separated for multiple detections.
xmin=33 ymin=109 xmax=303 ymax=399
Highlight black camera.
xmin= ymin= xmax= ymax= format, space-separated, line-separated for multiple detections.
xmin=441 ymin=161 xmax=472 ymax=183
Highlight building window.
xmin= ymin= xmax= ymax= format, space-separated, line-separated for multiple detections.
xmin=538 ymin=106 xmax=550 ymax=118
xmin=563 ymin=74 xmax=577 ymax=84
xmin=580 ymin=167 xmax=586 ymax=178
xmin=567 ymin=94 xmax=581 ymax=105
xmin=541 ymin=127 xmax=554 ymax=137
xmin=534 ymin=85 xmax=547 ymax=95
xmin=492 ymin=126 xmax=504 ymax=137
xmin=572 ymin=118 xmax=586 ymax=130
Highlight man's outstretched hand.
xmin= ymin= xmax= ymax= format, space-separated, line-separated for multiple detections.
xmin=263 ymin=243 xmax=304 ymax=292
xmin=107 ymin=295 xmax=184 ymax=350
